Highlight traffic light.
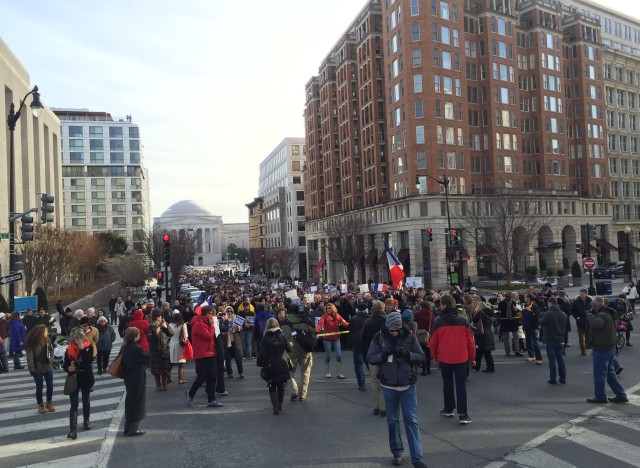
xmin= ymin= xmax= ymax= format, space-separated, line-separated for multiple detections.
xmin=427 ymin=227 xmax=433 ymax=242
xmin=21 ymin=216 xmax=34 ymax=242
xmin=163 ymin=233 xmax=171 ymax=266
xmin=451 ymin=230 xmax=459 ymax=245
xmin=157 ymin=272 xmax=164 ymax=285
xmin=40 ymin=194 xmax=54 ymax=223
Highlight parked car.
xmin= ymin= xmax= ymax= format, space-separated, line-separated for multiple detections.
xmin=593 ymin=261 xmax=625 ymax=279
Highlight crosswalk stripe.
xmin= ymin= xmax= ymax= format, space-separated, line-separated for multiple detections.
xmin=0 ymin=372 xmax=119 ymax=385
xmin=15 ymin=453 xmax=100 ymax=468
xmin=0 ymin=428 xmax=106 ymax=459
xmin=0 ymin=397 xmax=122 ymax=422
xmin=0 ymin=409 xmax=117 ymax=438
xmin=0 ymin=387 xmax=125 ymax=410
xmin=565 ymin=425 xmax=640 ymax=467
xmin=1 ymin=379 xmax=123 ymax=399
xmin=598 ymin=408 xmax=640 ymax=432
xmin=505 ymin=447 xmax=577 ymax=468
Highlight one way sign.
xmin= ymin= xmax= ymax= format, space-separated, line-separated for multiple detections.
xmin=0 ymin=272 xmax=23 ymax=285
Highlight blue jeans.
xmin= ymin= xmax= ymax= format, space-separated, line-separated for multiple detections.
xmin=353 ymin=347 xmax=365 ymax=387
xmin=545 ymin=342 xmax=566 ymax=381
xmin=323 ymin=339 xmax=341 ymax=363
xmin=381 ymin=385 xmax=424 ymax=464
xmin=240 ymin=331 xmax=252 ymax=358
xmin=439 ymin=362 xmax=468 ymax=415
xmin=592 ymin=348 xmax=627 ymax=400
xmin=33 ymin=371 xmax=54 ymax=404
xmin=525 ymin=329 xmax=542 ymax=360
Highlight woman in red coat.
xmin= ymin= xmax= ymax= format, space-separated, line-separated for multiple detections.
xmin=128 ymin=310 xmax=149 ymax=352
xmin=316 ymin=303 xmax=349 ymax=379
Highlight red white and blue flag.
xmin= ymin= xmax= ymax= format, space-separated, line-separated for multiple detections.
xmin=373 ymin=283 xmax=388 ymax=292
xmin=385 ymin=244 xmax=405 ymax=289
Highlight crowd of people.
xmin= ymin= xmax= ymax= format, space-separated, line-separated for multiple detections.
xmin=0 ymin=271 xmax=635 ymax=467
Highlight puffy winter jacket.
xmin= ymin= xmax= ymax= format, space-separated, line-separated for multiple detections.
xmin=429 ymin=308 xmax=476 ymax=364
xmin=316 ymin=312 xmax=349 ymax=341
xmin=367 ymin=327 xmax=424 ymax=387
xmin=190 ymin=314 xmax=216 ymax=359
xmin=128 ymin=311 xmax=149 ymax=352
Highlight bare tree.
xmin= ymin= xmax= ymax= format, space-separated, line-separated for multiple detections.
xmin=102 ymin=254 xmax=148 ymax=291
xmin=147 ymin=226 xmax=198 ymax=283
xmin=454 ymin=192 xmax=545 ymax=284
xmin=22 ymin=226 xmax=76 ymax=295
xmin=323 ymin=212 xmax=371 ymax=283
xmin=270 ymin=246 xmax=300 ymax=278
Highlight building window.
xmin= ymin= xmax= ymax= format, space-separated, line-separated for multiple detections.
xmin=110 ymin=140 xmax=124 ymax=151
xmin=69 ymin=126 xmax=83 ymax=137
xmin=129 ymin=127 xmax=139 ymax=138
xmin=90 ymin=152 xmax=104 ymax=164
xmin=89 ymin=126 xmax=103 ymax=137
xmin=109 ymin=127 xmax=123 ymax=138
xmin=70 ymin=152 xmax=83 ymax=163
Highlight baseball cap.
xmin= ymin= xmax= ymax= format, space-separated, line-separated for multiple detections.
xmin=470 ymin=287 xmax=477 ymax=292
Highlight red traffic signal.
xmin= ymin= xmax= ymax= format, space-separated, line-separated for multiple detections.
xmin=157 ymin=272 xmax=163 ymax=279
xmin=451 ymin=230 xmax=458 ymax=238
xmin=163 ymin=234 xmax=170 ymax=242
xmin=427 ymin=227 xmax=433 ymax=242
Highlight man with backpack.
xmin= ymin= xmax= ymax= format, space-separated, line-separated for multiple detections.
xmin=281 ymin=303 xmax=316 ymax=401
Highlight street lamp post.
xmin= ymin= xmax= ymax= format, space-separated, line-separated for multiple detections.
xmin=423 ymin=173 xmax=453 ymax=287
xmin=6 ymin=86 xmax=43 ymax=312
xmin=625 ymin=225 xmax=633 ymax=282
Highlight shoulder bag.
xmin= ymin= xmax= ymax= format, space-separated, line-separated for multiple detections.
xmin=107 ymin=350 xmax=124 ymax=379
xmin=416 ymin=312 xmax=434 ymax=347
xmin=63 ymin=355 xmax=81 ymax=395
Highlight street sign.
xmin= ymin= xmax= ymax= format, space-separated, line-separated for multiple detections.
xmin=0 ymin=272 xmax=23 ymax=285
xmin=583 ymin=257 xmax=596 ymax=270
xmin=0 ymin=233 xmax=9 ymax=239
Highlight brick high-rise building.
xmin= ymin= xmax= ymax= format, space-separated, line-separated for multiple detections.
xmin=304 ymin=0 xmax=640 ymax=288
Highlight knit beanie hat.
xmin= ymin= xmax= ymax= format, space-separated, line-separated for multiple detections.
xmin=386 ymin=311 xmax=402 ymax=329
xmin=401 ymin=309 xmax=413 ymax=323
xmin=356 ymin=303 xmax=369 ymax=312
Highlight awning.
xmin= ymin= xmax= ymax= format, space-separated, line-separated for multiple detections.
xmin=476 ymin=245 xmax=498 ymax=257
xmin=313 ymin=259 xmax=325 ymax=274
xmin=397 ymin=249 xmax=410 ymax=263
xmin=378 ymin=251 xmax=388 ymax=267
xmin=364 ymin=249 xmax=378 ymax=265
xmin=597 ymin=239 xmax=618 ymax=251
xmin=460 ymin=247 xmax=471 ymax=261
xmin=579 ymin=241 xmax=598 ymax=252
xmin=537 ymin=242 xmax=564 ymax=250
xmin=618 ymin=243 xmax=640 ymax=253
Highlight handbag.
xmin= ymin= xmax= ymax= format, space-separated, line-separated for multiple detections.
xmin=63 ymin=374 xmax=77 ymax=395
xmin=285 ymin=353 xmax=295 ymax=371
xmin=107 ymin=351 xmax=124 ymax=379
xmin=181 ymin=339 xmax=194 ymax=360
xmin=179 ymin=325 xmax=187 ymax=346
xmin=416 ymin=312 xmax=434 ymax=346
xmin=471 ymin=311 xmax=485 ymax=335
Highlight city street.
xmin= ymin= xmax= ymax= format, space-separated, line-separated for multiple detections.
xmin=1 ymin=325 xmax=638 ymax=468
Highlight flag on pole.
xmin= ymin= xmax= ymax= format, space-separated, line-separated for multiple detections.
xmin=373 ymin=283 xmax=388 ymax=292
xmin=385 ymin=244 xmax=405 ymax=289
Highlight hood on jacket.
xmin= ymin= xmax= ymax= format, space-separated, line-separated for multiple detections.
xmin=133 ymin=310 xmax=144 ymax=321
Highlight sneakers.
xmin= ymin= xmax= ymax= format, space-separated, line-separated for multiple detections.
xmin=514 ymin=352 xmax=524 ymax=357
xmin=358 ymin=385 xmax=366 ymax=391
xmin=337 ymin=373 xmax=346 ymax=379
xmin=608 ymin=396 xmax=629 ymax=403
xmin=239 ymin=374 xmax=244 ymax=379
xmin=458 ymin=415 xmax=472 ymax=424
xmin=217 ymin=391 xmax=228 ymax=397
xmin=185 ymin=391 xmax=193 ymax=407
xmin=207 ymin=400 xmax=224 ymax=408
xmin=291 ymin=393 xmax=299 ymax=401
xmin=440 ymin=409 xmax=455 ymax=417
xmin=413 ymin=462 xmax=427 ymax=468
xmin=586 ymin=397 xmax=607 ymax=404
xmin=392 ymin=455 xmax=403 ymax=466
xmin=380 ymin=410 xmax=387 ymax=417
xmin=559 ymin=379 xmax=566 ymax=384
xmin=535 ymin=360 xmax=543 ymax=365
xmin=548 ymin=379 xmax=557 ymax=385
xmin=527 ymin=357 xmax=535 ymax=362
xmin=325 ymin=371 xmax=332 ymax=378
xmin=373 ymin=409 xmax=380 ymax=416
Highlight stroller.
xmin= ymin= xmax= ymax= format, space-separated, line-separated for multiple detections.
xmin=52 ymin=334 xmax=69 ymax=370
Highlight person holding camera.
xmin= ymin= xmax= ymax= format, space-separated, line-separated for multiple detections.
xmin=367 ymin=311 xmax=426 ymax=468
xmin=147 ymin=311 xmax=174 ymax=391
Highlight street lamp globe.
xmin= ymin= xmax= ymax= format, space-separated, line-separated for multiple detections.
xmin=30 ymin=87 xmax=44 ymax=118
xmin=625 ymin=225 xmax=631 ymax=235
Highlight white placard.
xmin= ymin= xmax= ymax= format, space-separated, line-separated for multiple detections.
xmin=305 ymin=293 xmax=315 ymax=303
xmin=341 ymin=284 xmax=348 ymax=293
xmin=359 ymin=284 xmax=370 ymax=293
xmin=209 ymin=276 xmax=215 ymax=282
xmin=285 ymin=289 xmax=299 ymax=299
xmin=405 ymin=277 xmax=423 ymax=288
xmin=233 ymin=316 xmax=245 ymax=328
xmin=310 ymin=286 xmax=318 ymax=292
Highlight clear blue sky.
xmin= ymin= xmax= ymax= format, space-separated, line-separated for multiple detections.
xmin=2 ymin=0 xmax=638 ymax=223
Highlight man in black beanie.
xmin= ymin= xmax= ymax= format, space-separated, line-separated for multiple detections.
xmin=281 ymin=302 xmax=316 ymax=401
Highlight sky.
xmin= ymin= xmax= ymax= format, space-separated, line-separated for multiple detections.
xmin=2 ymin=0 xmax=640 ymax=224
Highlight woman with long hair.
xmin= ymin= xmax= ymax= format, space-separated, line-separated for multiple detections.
xmin=257 ymin=317 xmax=292 ymax=415
xmin=121 ymin=327 xmax=149 ymax=436
xmin=63 ymin=327 xmax=95 ymax=440
xmin=315 ymin=302 xmax=349 ymax=379
xmin=169 ymin=312 xmax=188 ymax=384
xmin=25 ymin=324 xmax=55 ymax=413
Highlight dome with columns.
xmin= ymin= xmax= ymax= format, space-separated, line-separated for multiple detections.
xmin=161 ymin=200 xmax=213 ymax=218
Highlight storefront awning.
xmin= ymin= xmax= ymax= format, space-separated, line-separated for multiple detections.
xmin=378 ymin=251 xmax=388 ymax=267
xmin=597 ymin=239 xmax=618 ymax=251
xmin=579 ymin=242 xmax=598 ymax=252
xmin=476 ymin=245 xmax=498 ymax=257
xmin=618 ymin=243 xmax=640 ymax=253
xmin=364 ymin=249 xmax=378 ymax=265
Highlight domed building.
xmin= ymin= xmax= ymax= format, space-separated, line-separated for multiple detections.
xmin=154 ymin=200 xmax=247 ymax=266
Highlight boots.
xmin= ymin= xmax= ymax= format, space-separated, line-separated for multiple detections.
xmin=325 ymin=362 xmax=331 ymax=378
xmin=154 ymin=374 xmax=162 ymax=391
xmin=269 ymin=391 xmax=279 ymax=415
xmin=127 ymin=420 xmax=146 ymax=437
xmin=277 ymin=387 xmax=285 ymax=412
xmin=67 ymin=410 xmax=77 ymax=440
xmin=46 ymin=400 xmax=55 ymax=412
xmin=37 ymin=403 xmax=46 ymax=414
xmin=161 ymin=372 xmax=168 ymax=391
xmin=83 ymin=407 xmax=91 ymax=430
xmin=336 ymin=362 xmax=345 ymax=379
xmin=178 ymin=367 xmax=186 ymax=384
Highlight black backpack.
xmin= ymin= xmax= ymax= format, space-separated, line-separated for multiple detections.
xmin=294 ymin=328 xmax=317 ymax=353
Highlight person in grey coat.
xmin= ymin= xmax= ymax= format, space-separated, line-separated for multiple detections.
xmin=539 ymin=297 xmax=567 ymax=384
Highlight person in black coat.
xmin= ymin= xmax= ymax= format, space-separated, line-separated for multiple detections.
xmin=147 ymin=311 xmax=173 ymax=391
xmin=348 ymin=303 xmax=372 ymax=390
xmin=121 ymin=327 xmax=149 ymax=436
xmin=472 ymin=300 xmax=496 ymax=372
xmin=63 ymin=328 xmax=95 ymax=440
xmin=257 ymin=318 xmax=292 ymax=415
